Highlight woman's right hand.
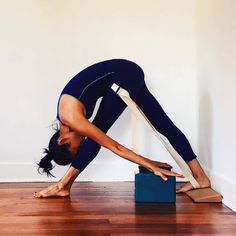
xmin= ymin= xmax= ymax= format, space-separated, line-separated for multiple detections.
xmin=152 ymin=166 xmax=185 ymax=181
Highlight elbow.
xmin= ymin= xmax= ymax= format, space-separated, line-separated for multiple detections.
xmin=60 ymin=114 xmax=73 ymax=126
xmin=60 ymin=115 xmax=85 ymax=133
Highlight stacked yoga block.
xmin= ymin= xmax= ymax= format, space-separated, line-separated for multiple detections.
xmin=135 ymin=166 xmax=176 ymax=203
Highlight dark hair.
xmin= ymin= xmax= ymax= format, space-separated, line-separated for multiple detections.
xmin=37 ymin=123 xmax=73 ymax=177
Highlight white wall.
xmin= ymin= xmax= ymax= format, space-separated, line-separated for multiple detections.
xmin=1 ymin=0 xmax=235 ymax=212
xmin=0 ymin=0 xmax=197 ymax=182
xmin=196 ymin=0 xmax=236 ymax=212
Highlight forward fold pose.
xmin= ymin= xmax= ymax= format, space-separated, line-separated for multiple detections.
xmin=34 ymin=58 xmax=210 ymax=198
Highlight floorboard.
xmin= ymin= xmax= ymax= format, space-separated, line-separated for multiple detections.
xmin=0 ymin=182 xmax=235 ymax=235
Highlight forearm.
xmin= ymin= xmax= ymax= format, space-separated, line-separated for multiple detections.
xmin=66 ymin=117 xmax=156 ymax=171
xmin=111 ymin=143 xmax=156 ymax=172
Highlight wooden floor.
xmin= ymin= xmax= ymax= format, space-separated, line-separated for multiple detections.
xmin=0 ymin=182 xmax=236 ymax=236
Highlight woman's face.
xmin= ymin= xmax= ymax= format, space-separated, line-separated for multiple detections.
xmin=57 ymin=123 xmax=84 ymax=156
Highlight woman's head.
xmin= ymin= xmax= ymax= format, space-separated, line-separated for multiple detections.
xmin=37 ymin=122 xmax=84 ymax=177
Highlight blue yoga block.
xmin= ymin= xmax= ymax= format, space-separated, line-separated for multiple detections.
xmin=139 ymin=165 xmax=171 ymax=173
xmin=135 ymin=168 xmax=176 ymax=203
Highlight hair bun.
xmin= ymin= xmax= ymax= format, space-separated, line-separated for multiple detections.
xmin=37 ymin=148 xmax=55 ymax=177
xmin=43 ymin=148 xmax=53 ymax=161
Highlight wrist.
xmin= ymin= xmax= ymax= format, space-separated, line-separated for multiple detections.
xmin=139 ymin=156 xmax=157 ymax=172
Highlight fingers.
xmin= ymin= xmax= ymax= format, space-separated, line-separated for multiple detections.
xmin=159 ymin=172 xmax=168 ymax=181
xmin=155 ymin=161 xmax=173 ymax=169
xmin=162 ymin=169 xmax=185 ymax=178
xmin=154 ymin=167 xmax=185 ymax=181
xmin=160 ymin=163 xmax=172 ymax=169
xmin=153 ymin=169 xmax=168 ymax=181
xmin=60 ymin=124 xmax=70 ymax=133
xmin=163 ymin=162 xmax=173 ymax=168
xmin=57 ymin=134 xmax=70 ymax=145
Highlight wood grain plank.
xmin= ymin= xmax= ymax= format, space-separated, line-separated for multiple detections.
xmin=0 ymin=182 xmax=235 ymax=235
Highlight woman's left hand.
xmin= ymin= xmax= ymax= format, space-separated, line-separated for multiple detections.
xmin=152 ymin=166 xmax=184 ymax=181
xmin=153 ymin=160 xmax=173 ymax=169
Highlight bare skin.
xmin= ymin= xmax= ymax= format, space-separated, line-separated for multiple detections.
xmin=34 ymin=94 xmax=210 ymax=198
xmin=33 ymin=161 xmax=174 ymax=198
xmin=176 ymin=159 xmax=211 ymax=193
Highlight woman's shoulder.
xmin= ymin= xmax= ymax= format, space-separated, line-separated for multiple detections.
xmin=58 ymin=94 xmax=86 ymax=123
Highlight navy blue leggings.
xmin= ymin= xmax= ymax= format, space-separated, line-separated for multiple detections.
xmin=71 ymin=82 xmax=197 ymax=171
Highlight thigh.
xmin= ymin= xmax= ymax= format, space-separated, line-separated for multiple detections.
xmin=92 ymin=88 xmax=127 ymax=131
xmin=71 ymin=88 xmax=127 ymax=171
xmin=107 ymin=59 xmax=145 ymax=99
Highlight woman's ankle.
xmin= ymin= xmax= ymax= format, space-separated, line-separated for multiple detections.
xmin=58 ymin=167 xmax=81 ymax=188
xmin=57 ymin=181 xmax=72 ymax=192
xmin=188 ymin=159 xmax=206 ymax=177
xmin=187 ymin=158 xmax=211 ymax=187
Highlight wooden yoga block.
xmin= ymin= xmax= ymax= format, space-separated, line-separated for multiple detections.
xmin=135 ymin=166 xmax=176 ymax=203
xmin=186 ymin=188 xmax=223 ymax=203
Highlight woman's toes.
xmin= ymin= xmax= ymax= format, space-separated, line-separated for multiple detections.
xmin=34 ymin=192 xmax=42 ymax=198
xmin=176 ymin=182 xmax=194 ymax=193
xmin=176 ymin=178 xmax=211 ymax=193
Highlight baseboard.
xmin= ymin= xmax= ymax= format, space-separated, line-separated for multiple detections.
xmin=0 ymin=161 xmax=135 ymax=182
xmin=204 ymin=167 xmax=236 ymax=212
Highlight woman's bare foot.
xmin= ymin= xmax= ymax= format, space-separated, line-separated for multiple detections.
xmin=176 ymin=158 xmax=211 ymax=193
xmin=176 ymin=175 xmax=211 ymax=193
xmin=34 ymin=167 xmax=81 ymax=198
xmin=34 ymin=183 xmax=70 ymax=198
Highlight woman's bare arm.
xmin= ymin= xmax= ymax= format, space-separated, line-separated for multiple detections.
xmin=61 ymin=114 xmax=184 ymax=180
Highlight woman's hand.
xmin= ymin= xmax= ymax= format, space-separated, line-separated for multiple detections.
xmin=152 ymin=166 xmax=184 ymax=181
xmin=63 ymin=115 xmax=184 ymax=181
xmin=153 ymin=160 xmax=172 ymax=169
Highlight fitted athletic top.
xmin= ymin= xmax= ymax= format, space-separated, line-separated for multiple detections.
xmin=56 ymin=59 xmax=144 ymax=122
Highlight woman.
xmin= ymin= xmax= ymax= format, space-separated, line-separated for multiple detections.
xmin=34 ymin=58 xmax=210 ymax=198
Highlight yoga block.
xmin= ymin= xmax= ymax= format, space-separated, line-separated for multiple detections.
xmin=139 ymin=165 xmax=172 ymax=173
xmin=135 ymin=167 xmax=176 ymax=203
